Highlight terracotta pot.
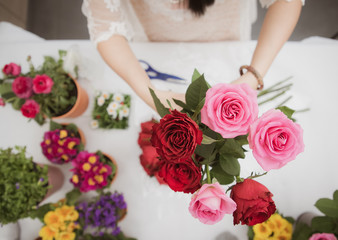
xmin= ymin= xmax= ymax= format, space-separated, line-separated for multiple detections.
xmin=37 ymin=164 xmax=64 ymax=200
xmin=118 ymin=208 xmax=127 ymax=222
xmin=102 ymin=152 xmax=118 ymax=185
xmin=52 ymin=78 xmax=89 ymax=119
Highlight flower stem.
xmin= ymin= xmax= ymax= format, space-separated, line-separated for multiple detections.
xmin=206 ymin=164 xmax=211 ymax=184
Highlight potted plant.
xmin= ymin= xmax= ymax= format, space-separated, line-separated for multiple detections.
xmin=0 ymin=50 xmax=89 ymax=125
xmin=0 ymin=146 xmax=64 ymax=238
xmin=70 ymin=151 xmax=117 ymax=193
xmin=41 ymin=120 xmax=85 ymax=164
xmin=75 ymin=191 xmax=129 ymax=239
xmin=91 ymin=91 xmax=131 ymax=129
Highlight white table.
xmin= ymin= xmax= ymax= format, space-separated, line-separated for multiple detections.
xmin=1 ymin=38 xmax=338 ymax=240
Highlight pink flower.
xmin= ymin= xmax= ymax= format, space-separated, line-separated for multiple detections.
xmin=309 ymin=233 xmax=337 ymax=240
xmin=33 ymin=74 xmax=54 ymax=94
xmin=248 ymin=109 xmax=304 ymax=171
xmin=20 ymin=99 xmax=40 ymax=118
xmin=201 ymin=83 xmax=258 ymax=138
xmin=189 ymin=182 xmax=237 ymax=225
xmin=2 ymin=63 xmax=21 ymax=76
xmin=0 ymin=98 xmax=5 ymax=107
xmin=12 ymin=76 xmax=33 ymax=99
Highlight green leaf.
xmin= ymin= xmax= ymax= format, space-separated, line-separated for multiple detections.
xmin=210 ymin=164 xmax=235 ymax=185
xmin=30 ymin=203 xmax=53 ymax=222
xmin=0 ymin=82 xmax=12 ymax=95
xmin=220 ymin=139 xmax=245 ymax=159
xmin=292 ymin=221 xmax=313 ymax=240
xmin=235 ymin=135 xmax=249 ymax=146
xmin=12 ymin=98 xmax=24 ymax=110
xmin=247 ymin=226 xmax=254 ymax=240
xmin=195 ymin=143 xmax=215 ymax=160
xmin=311 ymin=216 xmax=336 ymax=233
xmin=315 ymin=198 xmax=338 ymax=218
xmin=333 ymin=190 xmax=338 ymax=202
xmin=191 ymin=98 xmax=205 ymax=121
xmin=219 ymin=154 xmax=240 ymax=176
xmin=191 ymin=69 xmax=201 ymax=82
xmin=49 ymin=120 xmax=62 ymax=131
xmin=185 ymin=74 xmax=209 ymax=110
xmin=149 ymin=88 xmax=170 ymax=117
xmin=65 ymin=123 xmax=79 ymax=134
xmin=34 ymin=112 xmax=45 ymax=125
xmin=65 ymin=188 xmax=81 ymax=206
xmin=201 ymin=134 xmax=220 ymax=145
xmin=172 ymin=98 xmax=191 ymax=111
xmin=277 ymin=106 xmax=296 ymax=120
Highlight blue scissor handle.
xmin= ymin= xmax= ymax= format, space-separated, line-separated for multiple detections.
xmin=139 ymin=60 xmax=186 ymax=84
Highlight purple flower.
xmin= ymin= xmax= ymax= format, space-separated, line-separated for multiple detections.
xmin=15 ymin=183 xmax=20 ymax=189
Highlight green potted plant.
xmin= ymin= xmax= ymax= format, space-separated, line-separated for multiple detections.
xmin=0 ymin=50 xmax=89 ymax=125
xmin=0 ymin=146 xmax=64 ymax=234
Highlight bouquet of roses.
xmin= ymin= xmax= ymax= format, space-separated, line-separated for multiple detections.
xmin=145 ymin=70 xmax=304 ymax=226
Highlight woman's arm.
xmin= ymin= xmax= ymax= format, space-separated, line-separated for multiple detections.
xmin=97 ymin=35 xmax=185 ymax=110
xmin=232 ymin=0 xmax=303 ymax=89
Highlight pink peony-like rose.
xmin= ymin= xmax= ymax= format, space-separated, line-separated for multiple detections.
xmin=201 ymin=83 xmax=258 ymax=138
xmin=248 ymin=109 xmax=304 ymax=171
xmin=2 ymin=63 xmax=21 ymax=76
xmin=12 ymin=76 xmax=33 ymax=99
xmin=33 ymin=74 xmax=54 ymax=94
xmin=21 ymin=99 xmax=40 ymax=118
xmin=0 ymin=98 xmax=5 ymax=107
xmin=309 ymin=233 xmax=337 ymax=240
xmin=189 ymin=182 xmax=237 ymax=225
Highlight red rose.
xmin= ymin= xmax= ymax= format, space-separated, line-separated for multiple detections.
xmin=12 ymin=76 xmax=33 ymax=99
xmin=138 ymin=120 xmax=157 ymax=147
xmin=230 ymin=178 xmax=276 ymax=226
xmin=33 ymin=74 xmax=54 ymax=94
xmin=0 ymin=98 xmax=5 ymax=107
xmin=21 ymin=99 xmax=40 ymax=118
xmin=159 ymin=158 xmax=201 ymax=193
xmin=140 ymin=145 xmax=162 ymax=176
xmin=152 ymin=110 xmax=203 ymax=163
xmin=2 ymin=63 xmax=21 ymax=76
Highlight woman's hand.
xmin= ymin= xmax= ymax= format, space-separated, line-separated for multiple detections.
xmin=231 ymin=71 xmax=259 ymax=90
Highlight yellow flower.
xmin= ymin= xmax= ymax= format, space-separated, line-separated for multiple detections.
xmin=44 ymin=211 xmax=63 ymax=230
xmin=253 ymin=222 xmax=273 ymax=239
xmin=94 ymin=175 xmax=104 ymax=183
xmin=67 ymin=141 xmax=76 ymax=149
xmin=88 ymin=178 xmax=95 ymax=186
xmin=88 ymin=156 xmax=97 ymax=164
xmin=45 ymin=139 xmax=51 ymax=145
xmin=61 ymin=154 xmax=69 ymax=161
xmin=82 ymin=163 xmax=91 ymax=171
xmin=58 ymin=231 xmax=76 ymax=240
xmin=58 ymin=140 xmax=65 ymax=146
xmin=56 ymin=205 xmax=78 ymax=221
xmin=67 ymin=222 xmax=80 ymax=232
xmin=60 ymin=130 xmax=68 ymax=139
xmin=72 ymin=175 xmax=79 ymax=184
xmin=39 ymin=225 xmax=57 ymax=240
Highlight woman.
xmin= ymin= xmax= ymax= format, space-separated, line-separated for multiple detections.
xmin=82 ymin=0 xmax=304 ymax=110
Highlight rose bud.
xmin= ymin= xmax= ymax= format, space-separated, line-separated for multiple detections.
xmin=139 ymin=145 xmax=162 ymax=176
xmin=138 ymin=120 xmax=156 ymax=148
xmin=2 ymin=63 xmax=21 ymax=76
xmin=230 ymin=178 xmax=276 ymax=226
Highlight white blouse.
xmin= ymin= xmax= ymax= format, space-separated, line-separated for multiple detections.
xmin=82 ymin=0 xmax=305 ymax=47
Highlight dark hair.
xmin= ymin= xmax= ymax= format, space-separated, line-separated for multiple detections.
xmin=188 ymin=0 xmax=215 ymax=16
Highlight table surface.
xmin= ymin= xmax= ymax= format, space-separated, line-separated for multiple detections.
xmin=1 ymin=38 xmax=338 ymax=240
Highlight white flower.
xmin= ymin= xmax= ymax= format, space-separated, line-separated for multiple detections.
xmin=90 ymin=120 xmax=99 ymax=129
xmin=119 ymin=106 xmax=130 ymax=120
xmin=97 ymin=96 xmax=105 ymax=106
xmin=106 ymin=101 xmax=120 ymax=115
xmin=113 ymin=93 xmax=124 ymax=103
xmin=102 ymin=92 xmax=110 ymax=99
xmin=111 ymin=110 xmax=118 ymax=119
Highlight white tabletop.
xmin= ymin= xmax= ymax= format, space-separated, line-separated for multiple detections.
xmin=1 ymin=38 xmax=338 ymax=240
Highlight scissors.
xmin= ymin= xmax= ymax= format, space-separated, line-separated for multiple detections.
xmin=139 ymin=60 xmax=187 ymax=84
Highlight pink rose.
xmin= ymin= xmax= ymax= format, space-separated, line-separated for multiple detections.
xmin=189 ymin=182 xmax=237 ymax=225
xmin=201 ymin=83 xmax=258 ymax=138
xmin=0 ymin=98 xmax=5 ymax=107
xmin=21 ymin=99 xmax=40 ymax=118
xmin=12 ymin=76 xmax=33 ymax=99
xmin=2 ymin=63 xmax=21 ymax=76
xmin=309 ymin=233 xmax=337 ymax=240
xmin=33 ymin=74 xmax=54 ymax=94
xmin=248 ymin=109 xmax=304 ymax=171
